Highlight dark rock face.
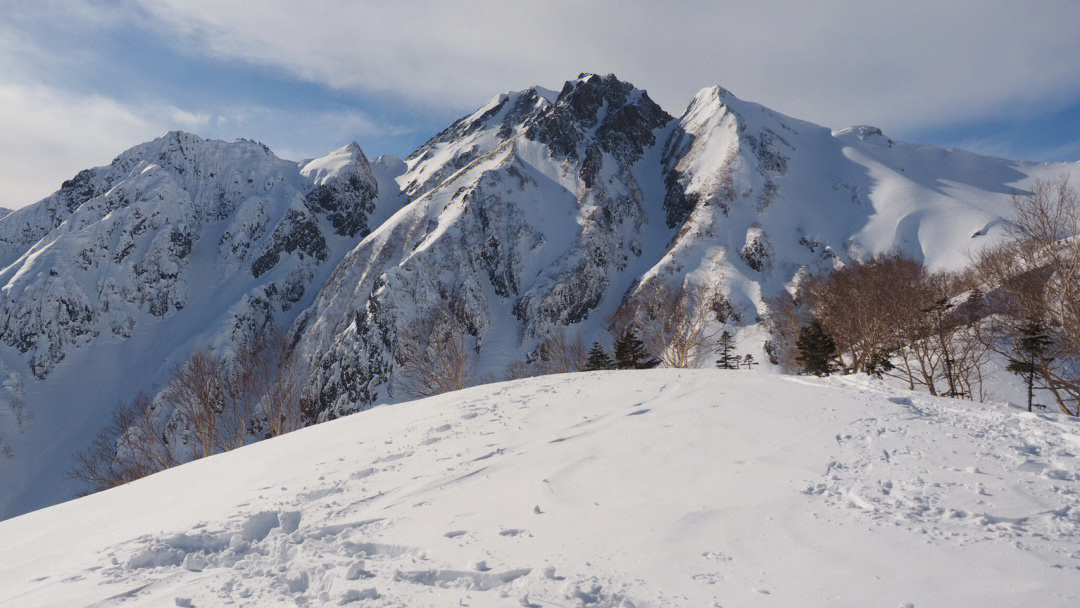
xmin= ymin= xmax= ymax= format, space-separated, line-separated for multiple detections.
xmin=526 ymin=74 xmax=670 ymax=165
xmin=0 ymin=131 xmax=381 ymax=380
xmin=298 ymin=74 xmax=678 ymax=420
xmin=305 ymin=172 xmax=378 ymax=238
xmin=251 ymin=209 xmax=329 ymax=279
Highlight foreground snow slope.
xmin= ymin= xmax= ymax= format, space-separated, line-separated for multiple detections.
xmin=2 ymin=371 xmax=1078 ymax=607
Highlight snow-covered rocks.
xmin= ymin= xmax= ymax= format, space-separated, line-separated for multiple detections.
xmin=2 ymin=72 xmax=1080 ymax=521
xmin=0 ymin=132 xmax=395 ymax=518
xmin=1 ymin=370 xmax=1077 ymax=606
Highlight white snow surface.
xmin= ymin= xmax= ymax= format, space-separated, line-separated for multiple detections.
xmin=2 ymin=370 xmax=1078 ymax=607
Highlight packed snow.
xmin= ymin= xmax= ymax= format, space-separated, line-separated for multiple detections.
xmin=2 ymin=370 xmax=1078 ymax=606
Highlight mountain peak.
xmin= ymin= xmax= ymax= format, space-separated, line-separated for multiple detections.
xmin=301 ymin=142 xmax=373 ymax=186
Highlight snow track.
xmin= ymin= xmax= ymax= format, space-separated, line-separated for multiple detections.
xmin=2 ymin=370 xmax=1078 ymax=606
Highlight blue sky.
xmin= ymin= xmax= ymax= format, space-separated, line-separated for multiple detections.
xmin=2 ymin=1 xmax=1079 ymax=208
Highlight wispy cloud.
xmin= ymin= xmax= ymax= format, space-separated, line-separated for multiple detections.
xmin=133 ymin=0 xmax=1080 ymax=132
xmin=2 ymin=1 xmax=1079 ymax=208
xmin=0 ymin=81 xmax=162 ymax=208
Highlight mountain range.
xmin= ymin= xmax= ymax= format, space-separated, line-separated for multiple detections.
xmin=1 ymin=73 xmax=1076 ymax=519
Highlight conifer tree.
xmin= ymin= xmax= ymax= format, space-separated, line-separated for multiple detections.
xmin=583 ymin=341 xmax=614 ymax=371
xmin=1006 ymin=319 xmax=1054 ymax=412
xmin=742 ymin=353 xmax=758 ymax=369
xmin=613 ymin=327 xmax=659 ymax=369
xmin=715 ymin=330 xmax=738 ymax=369
xmin=796 ymin=320 xmax=837 ymax=376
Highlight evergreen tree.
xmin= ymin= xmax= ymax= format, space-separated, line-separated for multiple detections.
xmin=796 ymin=320 xmax=837 ymax=376
xmin=715 ymin=330 xmax=738 ymax=369
xmin=583 ymin=341 xmax=614 ymax=371
xmin=864 ymin=349 xmax=894 ymax=379
xmin=613 ymin=327 xmax=659 ymax=369
xmin=742 ymin=353 xmax=758 ymax=369
xmin=1006 ymin=319 xmax=1054 ymax=412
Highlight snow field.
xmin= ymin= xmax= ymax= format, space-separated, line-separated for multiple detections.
xmin=2 ymin=370 xmax=1078 ymax=606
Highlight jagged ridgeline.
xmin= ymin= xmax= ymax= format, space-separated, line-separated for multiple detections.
xmin=0 ymin=73 xmax=1076 ymax=518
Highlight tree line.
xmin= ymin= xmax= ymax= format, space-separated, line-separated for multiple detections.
xmin=390 ymin=275 xmax=756 ymax=401
xmin=70 ymin=329 xmax=309 ymax=492
xmin=765 ymin=176 xmax=1080 ymax=416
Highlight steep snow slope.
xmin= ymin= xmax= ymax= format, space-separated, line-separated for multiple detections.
xmin=296 ymin=74 xmax=676 ymax=416
xmin=0 ymin=133 xmax=402 ymax=518
xmin=296 ymin=74 xmax=1080 ymax=419
xmin=653 ymin=86 xmax=1076 ymax=309
xmin=2 ymin=370 xmax=1078 ymax=607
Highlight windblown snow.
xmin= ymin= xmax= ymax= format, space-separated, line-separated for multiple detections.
xmin=1 ymin=371 xmax=1078 ymax=607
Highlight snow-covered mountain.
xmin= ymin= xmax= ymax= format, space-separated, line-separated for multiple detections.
xmin=295 ymin=73 xmax=1078 ymax=419
xmin=3 ymin=371 xmax=1078 ymax=606
xmin=1 ymin=73 xmax=1078 ymax=520
xmin=0 ymin=132 xmax=401 ymax=517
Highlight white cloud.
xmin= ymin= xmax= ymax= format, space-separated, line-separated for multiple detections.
xmin=0 ymin=82 xmax=164 ymax=209
xmin=0 ymin=78 xmax=413 ymax=209
xmin=3 ymin=1 xmax=1080 ymax=207
xmin=168 ymin=107 xmax=211 ymax=129
xmin=136 ymin=0 xmax=1080 ymax=132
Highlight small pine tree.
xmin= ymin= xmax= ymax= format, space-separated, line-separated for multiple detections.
xmin=1006 ymin=319 xmax=1054 ymax=412
xmin=864 ymin=349 xmax=894 ymax=379
xmin=796 ymin=320 xmax=837 ymax=376
xmin=743 ymin=353 xmax=758 ymax=369
xmin=613 ymin=327 xmax=659 ymax=370
xmin=715 ymin=330 xmax=738 ymax=369
xmin=583 ymin=341 xmax=614 ymax=371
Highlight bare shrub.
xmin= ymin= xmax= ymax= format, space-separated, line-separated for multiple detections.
xmin=162 ymin=349 xmax=228 ymax=459
xmin=613 ymin=279 xmax=724 ymax=368
xmin=69 ymin=392 xmax=176 ymax=492
xmin=766 ymin=254 xmax=989 ymax=398
xmin=972 ymin=177 xmax=1080 ymax=414
xmin=762 ymin=289 xmax=813 ymax=371
xmin=395 ymin=296 xmax=477 ymax=398
xmin=536 ymin=330 xmax=588 ymax=374
xmin=70 ymin=327 xmax=311 ymax=492
xmin=259 ymin=330 xmax=308 ymax=437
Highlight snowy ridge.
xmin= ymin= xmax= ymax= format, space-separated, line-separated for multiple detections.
xmin=1 ymin=371 xmax=1077 ymax=606
xmin=0 ymin=132 xmax=398 ymax=517
xmin=297 ymin=74 xmax=675 ymax=417
xmin=1 ymin=73 xmax=1079 ymax=520
xmin=297 ymin=74 xmax=1079 ymax=419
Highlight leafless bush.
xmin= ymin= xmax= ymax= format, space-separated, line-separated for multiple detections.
xmin=613 ymin=279 xmax=724 ymax=368
xmin=162 ymin=349 xmax=228 ymax=459
xmin=762 ymin=289 xmax=812 ymax=370
xmin=495 ymin=360 xmax=538 ymax=382
xmin=70 ymin=327 xmax=312 ymax=492
xmin=258 ymin=330 xmax=308 ymax=437
xmin=766 ymin=254 xmax=989 ymax=398
xmin=536 ymin=330 xmax=588 ymax=374
xmin=69 ymin=393 xmax=177 ymax=492
xmin=395 ymin=296 xmax=477 ymax=398
xmin=972 ymin=176 xmax=1080 ymax=414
